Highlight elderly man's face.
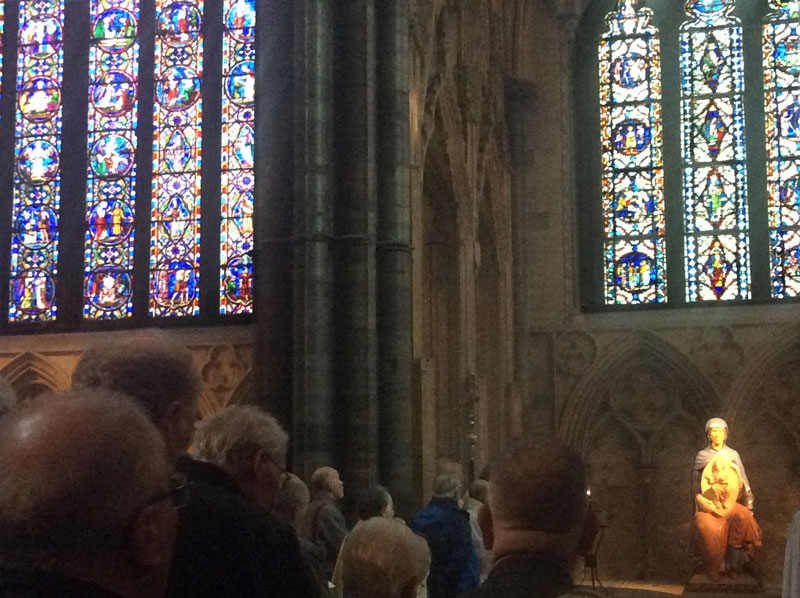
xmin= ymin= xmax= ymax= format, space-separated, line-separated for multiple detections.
xmin=329 ymin=470 xmax=344 ymax=499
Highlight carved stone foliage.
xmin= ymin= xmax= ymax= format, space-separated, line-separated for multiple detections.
xmin=691 ymin=326 xmax=744 ymax=392
xmin=198 ymin=344 xmax=252 ymax=417
xmin=562 ymin=333 xmax=716 ymax=582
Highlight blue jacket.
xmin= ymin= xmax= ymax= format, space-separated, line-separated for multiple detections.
xmin=409 ymin=498 xmax=479 ymax=598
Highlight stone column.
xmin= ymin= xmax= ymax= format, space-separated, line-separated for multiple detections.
xmin=254 ymin=0 xmax=295 ymax=429
xmin=376 ymin=0 xmax=415 ymax=515
xmin=332 ymin=0 xmax=379 ymax=491
xmin=291 ymin=0 xmax=335 ymax=478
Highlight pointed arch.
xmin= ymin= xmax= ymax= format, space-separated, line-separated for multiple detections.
xmin=0 ymin=352 xmax=72 ymax=400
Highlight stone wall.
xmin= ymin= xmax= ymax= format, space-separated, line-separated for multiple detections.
xmin=512 ymin=0 xmax=800 ymax=587
xmin=0 ymin=326 xmax=255 ymax=418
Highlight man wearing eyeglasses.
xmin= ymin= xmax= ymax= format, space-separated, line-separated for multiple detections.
xmin=72 ymin=333 xmax=320 ymax=598
xmin=0 ymin=390 xmax=179 ymax=598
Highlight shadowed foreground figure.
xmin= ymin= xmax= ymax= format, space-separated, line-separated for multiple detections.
xmin=72 ymin=334 xmax=319 ymax=598
xmin=340 ymin=517 xmax=430 ymax=598
xmin=0 ymin=390 xmax=178 ymax=598
xmin=691 ymin=418 xmax=761 ymax=582
xmin=458 ymin=436 xmax=599 ymax=598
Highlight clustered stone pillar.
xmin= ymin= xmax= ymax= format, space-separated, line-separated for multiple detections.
xmin=254 ymin=0 xmax=414 ymax=508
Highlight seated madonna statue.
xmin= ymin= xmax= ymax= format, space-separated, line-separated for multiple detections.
xmin=691 ymin=418 xmax=762 ymax=581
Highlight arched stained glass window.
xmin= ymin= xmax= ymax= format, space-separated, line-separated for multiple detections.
xmin=150 ymin=0 xmax=204 ymax=318
xmin=0 ymin=1 xmax=259 ymax=330
xmin=84 ymin=0 xmax=140 ymax=320
xmin=220 ymin=0 xmax=254 ymax=315
xmin=681 ymin=0 xmax=750 ymax=302
xmin=581 ymin=0 xmax=800 ymax=309
xmin=765 ymin=0 xmax=800 ymax=297
xmin=600 ymin=0 xmax=665 ymax=305
xmin=9 ymin=0 xmax=65 ymax=322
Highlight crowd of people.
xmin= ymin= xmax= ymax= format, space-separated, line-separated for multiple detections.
xmin=0 ymin=333 xmax=602 ymax=598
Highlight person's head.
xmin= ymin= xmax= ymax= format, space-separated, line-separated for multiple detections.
xmin=468 ymin=479 xmax=489 ymax=504
xmin=72 ymin=332 xmax=201 ymax=464
xmin=356 ymin=485 xmax=394 ymax=521
xmin=705 ymin=417 xmax=728 ymax=450
xmin=193 ymin=405 xmax=289 ymax=510
xmin=432 ymin=459 xmax=463 ymax=501
xmin=273 ymin=473 xmax=310 ymax=530
xmin=341 ymin=517 xmax=430 ymax=598
xmin=0 ymin=377 xmax=16 ymax=414
xmin=479 ymin=435 xmax=588 ymax=563
xmin=0 ymin=390 xmax=179 ymax=598
xmin=310 ymin=466 xmax=345 ymax=500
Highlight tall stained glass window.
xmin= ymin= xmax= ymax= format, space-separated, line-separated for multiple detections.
xmin=84 ymin=0 xmax=140 ymax=319
xmin=151 ymin=0 xmax=204 ymax=317
xmin=765 ymin=0 xmax=800 ymax=298
xmin=220 ymin=0 xmax=254 ymax=314
xmin=599 ymin=0 xmax=665 ymax=304
xmin=9 ymin=0 xmax=65 ymax=321
xmin=681 ymin=0 xmax=750 ymax=301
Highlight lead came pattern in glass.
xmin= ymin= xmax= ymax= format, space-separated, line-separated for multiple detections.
xmin=765 ymin=0 xmax=800 ymax=297
xmin=600 ymin=0 xmax=666 ymax=304
xmin=220 ymin=0 xmax=254 ymax=315
xmin=9 ymin=0 xmax=65 ymax=322
xmin=150 ymin=0 xmax=204 ymax=317
xmin=84 ymin=0 xmax=140 ymax=319
xmin=681 ymin=0 xmax=751 ymax=301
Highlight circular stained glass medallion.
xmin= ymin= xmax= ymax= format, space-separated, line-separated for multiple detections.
xmin=226 ymin=0 xmax=255 ymax=41
xmin=87 ymin=268 xmax=131 ymax=311
xmin=615 ymin=252 xmax=654 ymax=292
xmin=90 ymin=135 xmax=135 ymax=178
xmin=612 ymin=188 xmax=653 ymax=225
xmin=611 ymin=54 xmax=647 ymax=89
xmin=156 ymin=67 xmax=201 ymax=111
xmin=776 ymin=39 xmax=800 ymax=76
xmin=88 ymin=199 xmax=134 ymax=244
xmin=16 ymin=205 xmax=58 ymax=250
xmin=612 ymin=119 xmax=652 ymax=156
xmin=20 ymin=17 xmax=62 ymax=56
xmin=685 ymin=0 xmax=731 ymax=18
xmin=91 ymin=71 xmax=136 ymax=117
xmin=13 ymin=269 xmax=55 ymax=314
xmin=18 ymin=78 xmax=60 ymax=122
xmin=152 ymin=260 xmax=197 ymax=307
xmin=158 ymin=2 xmax=202 ymax=48
xmin=18 ymin=140 xmax=59 ymax=184
xmin=225 ymin=61 xmax=255 ymax=106
xmin=223 ymin=257 xmax=252 ymax=305
xmin=94 ymin=8 xmax=137 ymax=53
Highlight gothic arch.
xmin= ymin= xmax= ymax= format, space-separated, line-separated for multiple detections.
xmin=1 ymin=352 xmax=72 ymax=401
xmin=560 ymin=330 xmax=718 ymax=455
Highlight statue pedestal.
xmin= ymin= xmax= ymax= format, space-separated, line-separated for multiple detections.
xmin=684 ymin=573 xmax=761 ymax=594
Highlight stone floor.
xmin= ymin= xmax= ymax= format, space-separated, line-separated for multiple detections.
xmin=575 ymin=580 xmax=781 ymax=598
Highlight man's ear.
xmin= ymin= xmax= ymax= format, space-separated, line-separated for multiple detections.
xmin=478 ymin=502 xmax=493 ymax=551
xmin=129 ymin=504 xmax=176 ymax=569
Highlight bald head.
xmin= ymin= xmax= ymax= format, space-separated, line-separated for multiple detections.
xmin=310 ymin=466 xmax=344 ymax=500
xmin=0 ymin=390 xmax=175 ymax=594
xmin=72 ymin=332 xmax=201 ymax=462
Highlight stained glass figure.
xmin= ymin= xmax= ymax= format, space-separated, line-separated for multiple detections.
xmin=765 ymin=1 xmax=800 ymax=297
xmin=9 ymin=0 xmax=65 ymax=321
xmin=150 ymin=0 xmax=204 ymax=317
xmin=220 ymin=0 xmax=254 ymax=314
xmin=84 ymin=0 xmax=140 ymax=320
xmin=681 ymin=0 xmax=751 ymax=301
xmin=600 ymin=0 xmax=666 ymax=304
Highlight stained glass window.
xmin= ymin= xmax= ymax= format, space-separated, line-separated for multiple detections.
xmin=765 ymin=0 xmax=800 ymax=298
xmin=599 ymin=0 xmax=665 ymax=305
xmin=220 ymin=0 xmax=255 ymax=315
xmin=9 ymin=0 xmax=65 ymax=322
xmin=84 ymin=0 xmax=140 ymax=319
xmin=681 ymin=0 xmax=751 ymax=302
xmin=0 ymin=1 xmax=5 ymax=132
xmin=150 ymin=0 xmax=204 ymax=317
